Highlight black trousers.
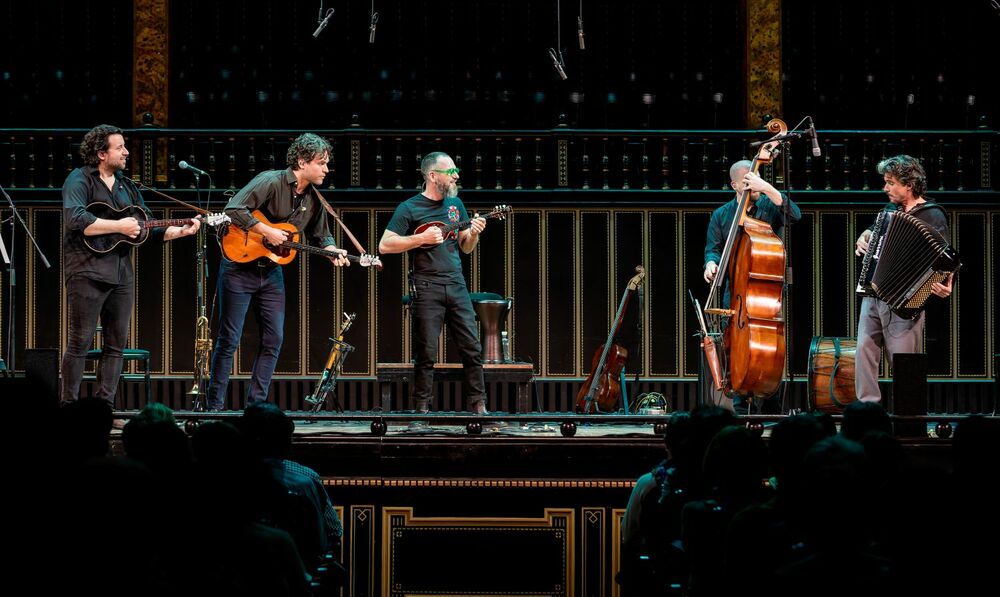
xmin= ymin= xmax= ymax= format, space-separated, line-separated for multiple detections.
xmin=410 ymin=279 xmax=486 ymax=407
xmin=60 ymin=275 xmax=134 ymax=406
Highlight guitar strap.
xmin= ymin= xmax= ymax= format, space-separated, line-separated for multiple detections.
xmin=315 ymin=192 xmax=371 ymax=255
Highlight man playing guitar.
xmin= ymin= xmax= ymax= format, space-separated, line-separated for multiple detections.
xmin=206 ymin=132 xmax=349 ymax=411
xmin=61 ymin=124 xmax=200 ymax=413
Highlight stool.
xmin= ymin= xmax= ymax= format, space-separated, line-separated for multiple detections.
xmin=84 ymin=348 xmax=152 ymax=403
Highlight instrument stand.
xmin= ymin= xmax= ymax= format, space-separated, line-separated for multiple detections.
xmin=0 ymin=184 xmax=51 ymax=376
xmin=619 ymin=368 xmax=630 ymax=414
xmin=306 ymin=338 xmax=355 ymax=412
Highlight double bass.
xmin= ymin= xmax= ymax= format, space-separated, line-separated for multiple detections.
xmin=703 ymin=119 xmax=788 ymax=398
xmin=576 ymin=266 xmax=645 ymax=413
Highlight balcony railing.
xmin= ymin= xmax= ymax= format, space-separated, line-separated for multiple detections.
xmin=3 ymin=128 xmax=997 ymax=199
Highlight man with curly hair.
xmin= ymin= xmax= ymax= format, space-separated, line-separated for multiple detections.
xmin=853 ymin=154 xmax=954 ymax=403
xmin=61 ymin=124 xmax=201 ymax=408
xmin=206 ymin=133 xmax=349 ymax=411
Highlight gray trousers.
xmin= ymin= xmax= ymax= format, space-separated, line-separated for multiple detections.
xmin=855 ymin=296 xmax=925 ymax=402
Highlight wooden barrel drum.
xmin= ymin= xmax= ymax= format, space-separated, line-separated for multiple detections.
xmin=807 ymin=336 xmax=858 ymax=413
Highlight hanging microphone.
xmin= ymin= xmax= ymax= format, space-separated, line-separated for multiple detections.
xmin=313 ymin=8 xmax=334 ymax=38
xmin=178 ymin=161 xmax=208 ymax=176
xmin=808 ymin=117 xmax=821 ymax=157
xmin=577 ymin=16 xmax=585 ymax=50
xmin=548 ymin=48 xmax=567 ymax=80
xmin=369 ymin=12 xmax=379 ymax=43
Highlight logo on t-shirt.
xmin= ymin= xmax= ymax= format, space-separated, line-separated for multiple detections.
xmin=447 ymin=205 xmax=460 ymax=222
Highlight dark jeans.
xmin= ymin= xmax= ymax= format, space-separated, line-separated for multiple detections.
xmin=411 ymin=279 xmax=486 ymax=406
xmin=207 ymin=259 xmax=286 ymax=410
xmin=61 ymin=275 xmax=134 ymax=406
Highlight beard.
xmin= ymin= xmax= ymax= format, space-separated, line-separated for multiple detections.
xmin=434 ymin=178 xmax=458 ymax=198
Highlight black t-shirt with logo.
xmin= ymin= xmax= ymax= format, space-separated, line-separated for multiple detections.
xmin=386 ymin=193 xmax=469 ymax=284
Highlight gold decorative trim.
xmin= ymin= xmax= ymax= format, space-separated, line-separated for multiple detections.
xmin=350 ymin=505 xmax=376 ymax=596
xmin=324 ymin=478 xmax=636 ymax=489
xmin=611 ymin=509 xmax=625 ymax=597
xmin=132 ymin=0 xmax=169 ymax=126
xmin=350 ymin=140 xmax=361 ymax=187
xmin=557 ymin=139 xmax=569 ymax=187
xmin=581 ymin=507 xmax=605 ymax=597
xmin=746 ymin=1 xmax=782 ymax=127
xmin=382 ymin=507 xmax=574 ymax=596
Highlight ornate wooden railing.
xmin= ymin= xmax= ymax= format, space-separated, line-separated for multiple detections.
xmin=3 ymin=128 xmax=996 ymax=199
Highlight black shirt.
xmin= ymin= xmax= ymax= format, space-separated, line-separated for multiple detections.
xmin=224 ymin=168 xmax=336 ymax=250
xmin=873 ymin=199 xmax=949 ymax=240
xmin=386 ymin=193 xmax=469 ymax=284
xmin=62 ymin=166 xmax=157 ymax=285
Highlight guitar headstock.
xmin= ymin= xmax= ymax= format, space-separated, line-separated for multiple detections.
xmin=627 ymin=265 xmax=645 ymax=290
xmin=203 ymin=212 xmax=232 ymax=227
xmin=359 ymin=253 xmax=384 ymax=271
xmin=490 ymin=204 xmax=513 ymax=220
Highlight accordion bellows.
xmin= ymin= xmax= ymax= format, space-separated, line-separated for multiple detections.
xmin=856 ymin=210 xmax=961 ymax=320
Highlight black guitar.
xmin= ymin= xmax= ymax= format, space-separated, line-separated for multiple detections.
xmin=82 ymin=203 xmax=230 ymax=253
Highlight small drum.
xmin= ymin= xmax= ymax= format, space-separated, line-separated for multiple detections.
xmin=807 ymin=336 xmax=857 ymax=413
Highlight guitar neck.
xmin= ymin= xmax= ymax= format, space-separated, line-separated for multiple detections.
xmin=279 ymin=239 xmax=367 ymax=264
xmin=441 ymin=211 xmax=502 ymax=234
xmin=143 ymin=218 xmax=193 ymax=230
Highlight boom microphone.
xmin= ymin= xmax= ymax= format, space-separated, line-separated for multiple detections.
xmin=178 ymin=161 xmax=208 ymax=176
xmin=313 ymin=8 xmax=334 ymax=38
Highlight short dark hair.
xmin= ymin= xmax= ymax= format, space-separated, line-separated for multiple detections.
xmin=79 ymin=124 xmax=124 ymax=166
xmin=420 ymin=151 xmax=450 ymax=180
xmin=286 ymin=133 xmax=332 ymax=170
xmin=877 ymin=154 xmax=926 ymax=196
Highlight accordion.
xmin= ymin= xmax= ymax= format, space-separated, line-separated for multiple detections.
xmin=856 ymin=210 xmax=961 ymax=319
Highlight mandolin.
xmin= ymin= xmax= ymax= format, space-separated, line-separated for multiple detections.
xmin=413 ymin=204 xmax=512 ymax=248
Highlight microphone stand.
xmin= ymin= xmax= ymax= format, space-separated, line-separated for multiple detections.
xmin=775 ymin=140 xmax=797 ymax=415
xmin=0 ymin=184 xmax=52 ymax=375
xmin=186 ymin=173 xmax=211 ymax=410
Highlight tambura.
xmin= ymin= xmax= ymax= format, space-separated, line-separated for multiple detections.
xmin=807 ymin=336 xmax=857 ymax=414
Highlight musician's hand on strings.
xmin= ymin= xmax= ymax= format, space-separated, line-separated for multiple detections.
xmin=417 ymin=225 xmax=444 ymax=246
xmin=164 ymin=217 xmax=201 ymax=240
xmin=179 ymin=217 xmax=201 ymax=236
xmin=704 ymin=261 xmax=719 ymax=283
xmin=855 ymin=230 xmax=872 ymax=256
xmin=324 ymin=246 xmax=350 ymax=267
xmin=258 ymin=224 xmax=289 ymax=247
xmin=117 ymin=217 xmax=142 ymax=239
xmin=930 ymin=273 xmax=953 ymax=298
xmin=468 ymin=215 xmax=487 ymax=236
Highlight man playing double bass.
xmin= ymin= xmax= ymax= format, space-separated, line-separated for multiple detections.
xmin=702 ymin=158 xmax=801 ymax=414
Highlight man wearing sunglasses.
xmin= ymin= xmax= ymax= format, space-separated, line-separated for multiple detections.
xmin=379 ymin=152 xmax=490 ymax=416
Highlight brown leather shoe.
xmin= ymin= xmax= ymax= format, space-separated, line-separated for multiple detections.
xmin=469 ymin=399 xmax=488 ymax=415
xmin=112 ymin=418 xmax=128 ymax=430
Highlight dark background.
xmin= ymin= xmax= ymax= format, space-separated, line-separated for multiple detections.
xmin=1 ymin=1 xmax=996 ymax=130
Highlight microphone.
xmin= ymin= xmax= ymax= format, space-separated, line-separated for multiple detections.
xmin=807 ymin=118 xmax=821 ymax=157
xmin=313 ymin=8 xmax=334 ymax=38
xmin=548 ymin=48 xmax=567 ymax=80
xmin=178 ymin=160 xmax=208 ymax=176
xmin=577 ymin=16 xmax=585 ymax=50
xmin=369 ymin=12 xmax=379 ymax=44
